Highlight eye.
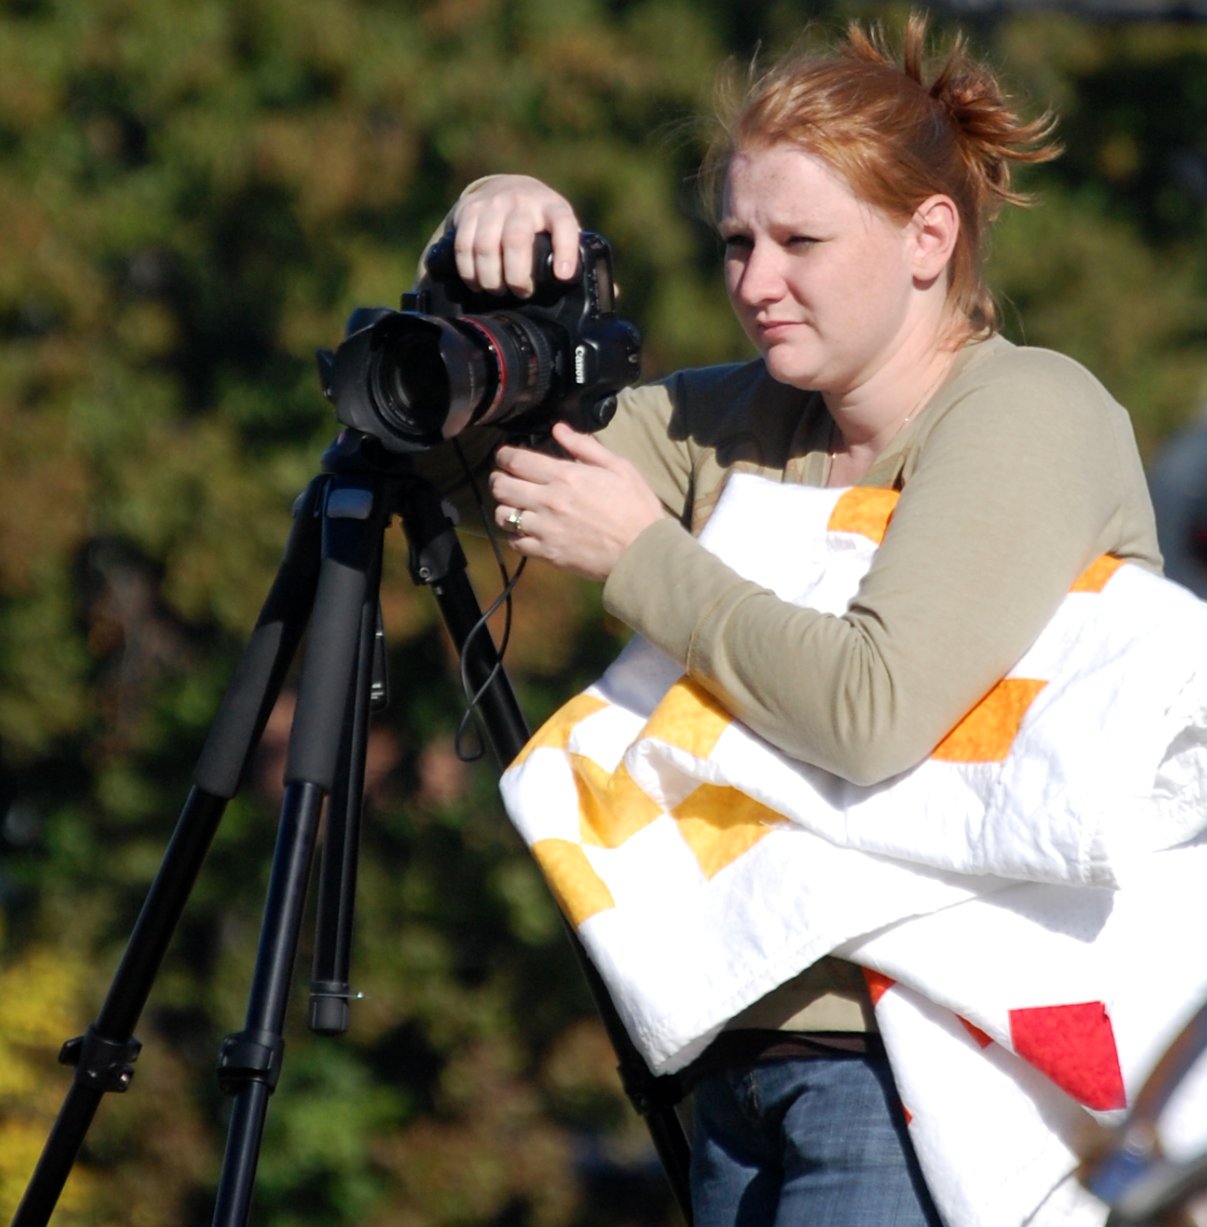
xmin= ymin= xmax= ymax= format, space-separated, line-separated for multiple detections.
xmin=721 ymin=232 xmax=752 ymax=253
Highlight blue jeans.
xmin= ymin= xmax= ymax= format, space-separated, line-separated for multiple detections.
xmin=689 ymin=1049 xmax=942 ymax=1227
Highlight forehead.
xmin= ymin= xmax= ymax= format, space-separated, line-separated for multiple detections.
xmin=722 ymin=145 xmax=863 ymax=221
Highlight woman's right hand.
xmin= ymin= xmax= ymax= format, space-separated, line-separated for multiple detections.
xmin=449 ymin=174 xmax=582 ymax=297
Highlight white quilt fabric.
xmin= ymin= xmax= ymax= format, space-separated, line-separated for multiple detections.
xmin=498 ymin=476 xmax=1207 ymax=1225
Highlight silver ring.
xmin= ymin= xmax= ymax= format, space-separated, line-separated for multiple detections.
xmin=505 ymin=509 xmax=525 ymax=535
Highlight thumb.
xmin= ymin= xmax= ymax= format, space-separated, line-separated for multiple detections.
xmin=550 ymin=421 xmax=616 ymax=467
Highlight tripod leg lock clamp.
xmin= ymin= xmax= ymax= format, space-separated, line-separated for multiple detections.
xmin=217 ymin=1028 xmax=286 ymax=1095
xmin=59 ymin=1027 xmax=143 ymax=1093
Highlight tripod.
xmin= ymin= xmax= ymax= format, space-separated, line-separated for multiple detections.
xmin=10 ymin=429 xmax=692 ymax=1227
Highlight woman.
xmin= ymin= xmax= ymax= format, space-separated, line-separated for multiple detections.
xmin=430 ymin=14 xmax=1161 ymax=1226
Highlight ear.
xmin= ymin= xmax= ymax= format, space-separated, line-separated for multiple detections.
xmin=909 ymin=194 xmax=960 ymax=283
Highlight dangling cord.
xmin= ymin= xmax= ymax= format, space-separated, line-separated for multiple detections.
xmin=450 ymin=438 xmax=526 ymax=761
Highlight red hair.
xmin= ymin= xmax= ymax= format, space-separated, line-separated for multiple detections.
xmin=701 ymin=13 xmax=1061 ymax=336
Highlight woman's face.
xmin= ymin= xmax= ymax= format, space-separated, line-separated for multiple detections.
xmin=721 ymin=145 xmax=928 ymax=397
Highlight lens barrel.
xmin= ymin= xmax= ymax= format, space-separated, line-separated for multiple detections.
xmin=366 ymin=311 xmax=557 ymax=446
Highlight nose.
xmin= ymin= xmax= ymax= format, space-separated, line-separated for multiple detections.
xmin=729 ymin=241 xmax=784 ymax=309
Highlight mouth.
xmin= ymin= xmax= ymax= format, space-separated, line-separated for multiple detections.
xmin=755 ymin=318 xmax=803 ymax=342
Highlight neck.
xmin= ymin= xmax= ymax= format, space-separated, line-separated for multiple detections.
xmin=828 ymin=332 xmax=961 ymax=444
xmin=822 ymin=340 xmax=962 ymax=487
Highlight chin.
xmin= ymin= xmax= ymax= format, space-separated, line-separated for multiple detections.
xmin=763 ymin=352 xmax=825 ymax=392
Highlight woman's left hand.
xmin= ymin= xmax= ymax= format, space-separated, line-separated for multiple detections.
xmin=490 ymin=421 xmax=666 ymax=581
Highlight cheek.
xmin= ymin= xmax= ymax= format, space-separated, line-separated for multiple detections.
xmin=833 ymin=251 xmax=909 ymax=328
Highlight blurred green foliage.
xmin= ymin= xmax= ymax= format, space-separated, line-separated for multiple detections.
xmin=0 ymin=1 xmax=1204 ymax=1224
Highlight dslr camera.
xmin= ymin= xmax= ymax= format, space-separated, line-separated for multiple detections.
xmin=320 ymin=230 xmax=642 ymax=453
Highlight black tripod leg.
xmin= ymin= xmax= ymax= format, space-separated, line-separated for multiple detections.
xmin=9 ymin=790 xmax=226 ymax=1227
xmin=308 ymin=599 xmax=385 ymax=1036
xmin=211 ymin=473 xmax=390 ymax=1227
xmin=9 ymin=479 xmax=327 ymax=1227
xmin=398 ymin=479 xmax=695 ymax=1224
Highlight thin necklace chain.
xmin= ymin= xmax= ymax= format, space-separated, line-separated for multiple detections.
xmin=824 ymin=362 xmax=951 ymax=487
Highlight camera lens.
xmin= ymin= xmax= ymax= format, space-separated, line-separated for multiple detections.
xmin=367 ymin=316 xmax=489 ymax=443
xmin=367 ymin=311 xmax=557 ymax=446
xmin=457 ymin=312 xmax=556 ymax=429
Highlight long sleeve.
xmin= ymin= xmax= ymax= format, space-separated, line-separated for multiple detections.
xmin=601 ymin=338 xmax=1161 ymax=785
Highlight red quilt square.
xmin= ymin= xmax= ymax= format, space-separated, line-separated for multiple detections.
xmin=1008 ymin=1002 xmax=1126 ymax=1110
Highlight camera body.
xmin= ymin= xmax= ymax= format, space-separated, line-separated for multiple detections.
xmin=321 ymin=230 xmax=642 ymax=453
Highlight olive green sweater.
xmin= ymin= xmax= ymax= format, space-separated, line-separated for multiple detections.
xmin=599 ymin=335 xmax=1160 ymax=784
xmin=587 ymin=335 xmax=1160 ymax=1032
xmin=418 ymin=326 xmax=1160 ymax=1032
